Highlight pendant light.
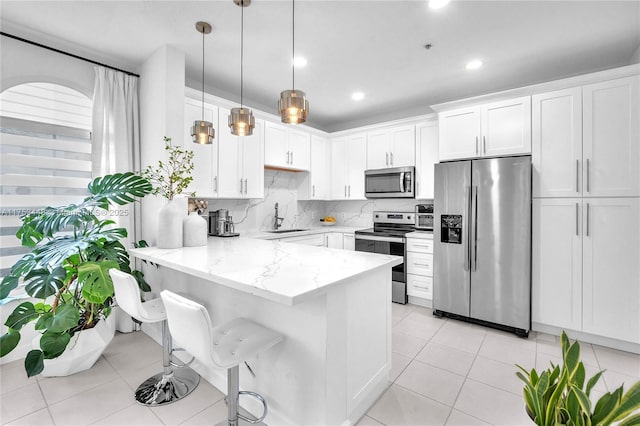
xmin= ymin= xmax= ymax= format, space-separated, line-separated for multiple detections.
xmin=191 ymin=21 xmax=215 ymax=144
xmin=229 ymin=0 xmax=255 ymax=136
xmin=278 ymin=0 xmax=309 ymax=124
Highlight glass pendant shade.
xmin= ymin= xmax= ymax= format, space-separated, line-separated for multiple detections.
xmin=191 ymin=120 xmax=215 ymax=144
xmin=279 ymin=89 xmax=309 ymax=124
xmin=228 ymin=107 xmax=255 ymax=136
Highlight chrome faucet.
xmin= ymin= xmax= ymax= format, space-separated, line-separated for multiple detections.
xmin=274 ymin=203 xmax=284 ymax=230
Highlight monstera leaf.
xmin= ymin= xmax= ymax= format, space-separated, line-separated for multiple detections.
xmin=78 ymin=261 xmax=118 ymax=305
xmin=86 ymin=172 xmax=152 ymax=209
xmin=23 ymin=267 xmax=67 ymax=299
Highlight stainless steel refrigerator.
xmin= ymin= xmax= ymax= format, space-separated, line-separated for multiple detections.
xmin=433 ymin=156 xmax=531 ymax=336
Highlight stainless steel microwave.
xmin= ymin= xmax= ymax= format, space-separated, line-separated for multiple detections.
xmin=364 ymin=166 xmax=415 ymax=199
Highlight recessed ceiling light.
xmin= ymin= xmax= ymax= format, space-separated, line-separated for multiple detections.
xmin=428 ymin=0 xmax=450 ymax=9
xmin=465 ymin=59 xmax=483 ymax=70
xmin=293 ymin=56 xmax=307 ymax=67
xmin=352 ymin=92 xmax=365 ymax=101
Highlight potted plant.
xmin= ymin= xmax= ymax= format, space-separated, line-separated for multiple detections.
xmin=0 ymin=172 xmax=152 ymax=377
xmin=141 ymin=136 xmax=200 ymax=248
xmin=516 ymin=331 xmax=640 ymax=425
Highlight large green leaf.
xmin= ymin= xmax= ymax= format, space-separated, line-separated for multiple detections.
xmin=24 ymin=349 xmax=44 ymax=377
xmin=4 ymin=302 xmax=38 ymax=330
xmin=86 ymin=172 xmax=152 ymax=208
xmin=15 ymin=215 xmax=43 ymax=247
xmin=564 ymin=340 xmax=581 ymax=376
xmin=586 ymin=370 xmax=604 ymax=397
xmin=23 ymin=267 xmax=67 ymax=299
xmin=603 ymin=381 xmax=640 ymax=424
xmin=618 ymin=413 xmax=640 ymax=426
xmin=20 ymin=205 xmax=97 ymax=239
xmin=78 ymin=261 xmax=117 ymax=304
xmin=593 ymin=389 xmax=621 ymax=425
xmin=34 ymin=312 xmax=53 ymax=331
xmin=40 ymin=330 xmax=71 ymax=359
xmin=48 ymin=303 xmax=80 ymax=333
xmin=0 ymin=274 xmax=20 ymax=300
xmin=0 ymin=330 xmax=20 ymax=357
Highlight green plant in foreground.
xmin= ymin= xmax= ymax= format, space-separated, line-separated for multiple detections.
xmin=516 ymin=331 xmax=640 ymax=426
xmin=141 ymin=136 xmax=195 ymax=200
xmin=0 ymin=173 xmax=152 ymax=376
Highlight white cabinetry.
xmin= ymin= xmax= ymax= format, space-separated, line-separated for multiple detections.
xmin=264 ymin=122 xmax=311 ymax=171
xmin=366 ymin=125 xmax=415 ymax=169
xmin=325 ymin=233 xmax=344 ymax=249
xmin=299 ymin=135 xmax=331 ymax=200
xmin=415 ymin=120 xmax=438 ymax=199
xmin=280 ymin=233 xmax=325 ymax=247
xmin=218 ymin=107 xmax=264 ymax=199
xmin=532 ymin=77 xmax=640 ymax=198
xmin=183 ymin=97 xmax=219 ymax=197
xmin=331 ymin=134 xmax=367 ymax=200
xmin=439 ymin=96 xmax=531 ymax=161
xmin=406 ymin=234 xmax=434 ymax=305
xmin=533 ymin=198 xmax=640 ymax=344
xmin=343 ymin=233 xmax=355 ymax=251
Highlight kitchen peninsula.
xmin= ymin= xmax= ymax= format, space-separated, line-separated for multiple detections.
xmin=129 ymin=237 xmax=402 ymax=426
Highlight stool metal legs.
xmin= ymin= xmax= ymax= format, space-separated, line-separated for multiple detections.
xmin=217 ymin=365 xmax=268 ymax=426
xmin=134 ymin=320 xmax=200 ymax=406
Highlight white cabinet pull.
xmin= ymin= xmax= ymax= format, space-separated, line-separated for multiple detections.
xmin=586 ymin=202 xmax=590 ymax=237
xmin=245 ymin=179 xmax=248 ymax=194
xmin=576 ymin=159 xmax=580 ymax=193
xmin=475 ymin=136 xmax=479 ymax=155
xmin=214 ymin=176 xmax=218 ymax=192
xmin=575 ymin=203 xmax=579 ymax=236
xmin=386 ymin=152 xmax=389 ymax=166
xmin=240 ymin=179 xmax=243 ymax=193
xmin=348 ymin=185 xmax=351 ymax=197
xmin=483 ymin=136 xmax=486 ymax=155
xmin=390 ymin=152 xmax=394 ymax=166
xmin=291 ymin=151 xmax=294 ymax=164
xmin=586 ymin=158 xmax=590 ymax=193
xmin=312 ymin=185 xmax=315 ymax=197
xmin=344 ymin=185 xmax=347 ymax=197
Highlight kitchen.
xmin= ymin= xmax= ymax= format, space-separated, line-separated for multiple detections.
xmin=1 ymin=1 xmax=640 ymax=425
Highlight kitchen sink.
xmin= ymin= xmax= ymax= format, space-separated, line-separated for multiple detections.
xmin=267 ymin=229 xmax=309 ymax=234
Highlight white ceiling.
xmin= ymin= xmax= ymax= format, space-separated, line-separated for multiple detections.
xmin=1 ymin=1 xmax=639 ymax=132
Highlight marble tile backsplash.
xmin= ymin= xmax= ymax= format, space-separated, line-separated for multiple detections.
xmin=197 ymin=170 xmax=432 ymax=232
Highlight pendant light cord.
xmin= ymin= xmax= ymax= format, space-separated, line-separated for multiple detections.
xmin=292 ymin=0 xmax=295 ymax=91
xmin=241 ymin=2 xmax=244 ymax=108
xmin=201 ymin=27 xmax=205 ymax=120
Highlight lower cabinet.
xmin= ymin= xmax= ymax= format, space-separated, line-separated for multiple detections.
xmin=280 ymin=233 xmax=325 ymax=247
xmin=533 ymin=197 xmax=640 ymax=344
xmin=343 ymin=233 xmax=355 ymax=251
xmin=325 ymin=233 xmax=344 ymax=249
xmin=279 ymin=232 xmax=353 ymax=250
xmin=406 ymin=235 xmax=434 ymax=303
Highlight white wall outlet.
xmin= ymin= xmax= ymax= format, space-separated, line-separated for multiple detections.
xmin=311 ymin=211 xmax=316 ymax=220
xmin=340 ymin=212 xmax=346 ymax=220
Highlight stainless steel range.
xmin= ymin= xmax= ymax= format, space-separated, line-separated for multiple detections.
xmin=355 ymin=211 xmax=415 ymax=304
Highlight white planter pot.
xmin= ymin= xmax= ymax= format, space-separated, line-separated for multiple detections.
xmin=157 ymin=197 xmax=188 ymax=249
xmin=183 ymin=212 xmax=207 ymax=247
xmin=33 ymin=314 xmax=116 ymax=377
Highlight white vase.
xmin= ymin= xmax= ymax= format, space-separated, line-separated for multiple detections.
xmin=157 ymin=197 xmax=187 ymax=249
xmin=33 ymin=314 xmax=116 ymax=377
xmin=183 ymin=212 xmax=207 ymax=247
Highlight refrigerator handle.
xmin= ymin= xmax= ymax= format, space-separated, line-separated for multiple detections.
xmin=473 ymin=185 xmax=478 ymax=272
xmin=464 ymin=186 xmax=471 ymax=271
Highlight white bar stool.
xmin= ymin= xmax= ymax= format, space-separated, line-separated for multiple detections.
xmin=160 ymin=290 xmax=283 ymax=426
xmin=109 ymin=270 xmax=200 ymax=405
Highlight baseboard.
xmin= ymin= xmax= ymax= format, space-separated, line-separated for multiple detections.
xmin=532 ymin=322 xmax=640 ymax=354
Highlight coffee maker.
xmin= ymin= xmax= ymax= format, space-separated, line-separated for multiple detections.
xmin=208 ymin=209 xmax=239 ymax=237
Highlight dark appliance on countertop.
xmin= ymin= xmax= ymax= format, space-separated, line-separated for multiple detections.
xmin=364 ymin=166 xmax=415 ymax=199
xmin=208 ymin=209 xmax=239 ymax=237
xmin=433 ymin=156 xmax=531 ymax=337
xmin=355 ymin=211 xmax=415 ymax=304
xmin=414 ymin=202 xmax=434 ymax=231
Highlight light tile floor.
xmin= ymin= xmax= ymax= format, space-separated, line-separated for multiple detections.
xmin=1 ymin=303 xmax=639 ymax=425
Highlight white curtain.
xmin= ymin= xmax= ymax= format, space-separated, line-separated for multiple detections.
xmin=91 ymin=66 xmax=141 ymax=246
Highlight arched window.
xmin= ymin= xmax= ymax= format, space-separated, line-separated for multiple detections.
xmin=0 ymin=82 xmax=93 ymax=282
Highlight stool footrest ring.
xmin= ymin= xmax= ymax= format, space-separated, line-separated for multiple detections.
xmin=237 ymin=391 xmax=268 ymax=424
xmin=169 ymin=347 xmax=196 ymax=367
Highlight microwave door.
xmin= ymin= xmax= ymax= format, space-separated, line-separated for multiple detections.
xmin=366 ymin=173 xmax=402 ymax=194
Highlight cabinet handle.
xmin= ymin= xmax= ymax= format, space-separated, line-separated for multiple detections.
xmin=390 ymin=152 xmax=394 ymax=166
xmin=586 ymin=202 xmax=590 ymax=237
xmin=414 ymin=263 xmax=431 ymax=267
xmin=312 ymin=185 xmax=315 ymax=197
xmin=586 ymin=158 xmax=590 ymax=193
xmin=240 ymin=179 xmax=243 ymax=193
xmin=348 ymin=185 xmax=351 ymax=197
xmin=483 ymin=136 xmax=486 ymax=155
xmin=386 ymin=152 xmax=389 ymax=166
xmin=344 ymin=185 xmax=347 ymax=197
xmin=214 ymin=176 xmax=218 ymax=192
xmin=475 ymin=136 xmax=479 ymax=155
xmin=291 ymin=151 xmax=294 ymax=164
xmin=286 ymin=151 xmax=291 ymax=164
xmin=413 ymin=243 xmax=430 ymax=248
xmin=576 ymin=159 xmax=580 ymax=193
xmin=575 ymin=203 xmax=579 ymax=236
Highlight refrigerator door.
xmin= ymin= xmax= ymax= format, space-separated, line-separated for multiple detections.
xmin=434 ymin=161 xmax=472 ymax=317
xmin=470 ymin=156 xmax=531 ymax=330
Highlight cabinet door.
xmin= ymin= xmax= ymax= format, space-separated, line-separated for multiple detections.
xmin=288 ymin=129 xmax=311 ymax=171
xmin=281 ymin=233 xmax=325 ymax=246
xmin=481 ymin=96 xmax=531 ymax=157
xmin=582 ymin=198 xmax=640 ymax=343
xmin=264 ymin=121 xmax=288 ymax=168
xmin=217 ymin=107 xmax=242 ymax=198
xmin=366 ymin=129 xmax=390 ymax=169
xmin=310 ymin=135 xmax=330 ymax=199
xmin=331 ymin=138 xmax=347 ymax=200
xmin=325 ymin=233 xmax=343 ymax=249
xmin=346 ymin=134 xmax=367 ymax=199
xmin=343 ymin=233 xmax=355 ymax=250
xmin=184 ymin=98 xmax=218 ymax=197
xmin=415 ymin=121 xmax=438 ymax=199
xmin=241 ymin=120 xmax=264 ymax=199
xmin=407 ymin=274 xmax=432 ymax=299
xmin=532 ymin=88 xmax=582 ymax=198
xmin=406 ymin=252 xmax=433 ymax=277
xmin=438 ymin=107 xmax=481 ymax=161
xmin=583 ymin=76 xmax=640 ymax=197
xmin=390 ymin=125 xmax=415 ymax=167
xmin=532 ymin=199 xmax=582 ymax=331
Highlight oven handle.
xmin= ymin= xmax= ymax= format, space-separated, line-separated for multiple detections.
xmin=354 ymin=234 xmax=405 ymax=244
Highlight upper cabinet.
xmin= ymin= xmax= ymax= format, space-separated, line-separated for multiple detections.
xmin=438 ymin=96 xmax=531 ymax=161
xmin=218 ymin=107 xmax=264 ymax=199
xmin=331 ymin=134 xmax=367 ymax=200
xmin=366 ymin=125 xmax=415 ymax=169
xmin=264 ymin=122 xmax=311 ymax=171
xmin=415 ymin=121 xmax=438 ymax=199
xmin=299 ymin=135 xmax=331 ymax=200
xmin=183 ymin=97 xmax=219 ymax=198
xmin=533 ymin=76 xmax=640 ymax=198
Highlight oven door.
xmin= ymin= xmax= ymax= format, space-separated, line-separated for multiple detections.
xmin=355 ymin=234 xmax=407 ymax=304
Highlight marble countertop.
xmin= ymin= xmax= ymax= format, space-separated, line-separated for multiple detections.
xmin=129 ymin=237 xmax=402 ymax=306
xmin=244 ymin=225 xmax=363 ymax=240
